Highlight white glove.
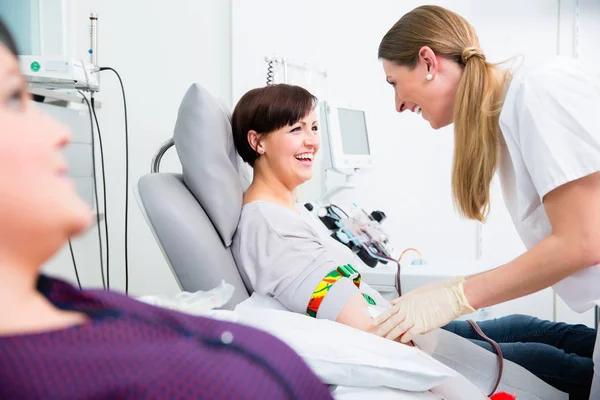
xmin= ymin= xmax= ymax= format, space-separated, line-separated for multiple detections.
xmin=372 ymin=277 xmax=476 ymax=343
xmin=389 ymin=276 xmax=466 ymax=304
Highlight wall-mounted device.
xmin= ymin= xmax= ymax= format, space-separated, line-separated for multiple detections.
xmin=319 ymin=101 xmax=373 ymax=173
xmin=18 ymin=55 xmax=100 ymax=92
xmin=318 ymin=101 xmax=374 ymax=202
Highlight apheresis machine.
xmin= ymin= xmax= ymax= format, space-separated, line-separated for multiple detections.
xmin=300 ymin=100 xmax=405 ymax=298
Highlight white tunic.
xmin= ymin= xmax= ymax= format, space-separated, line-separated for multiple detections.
xmin=498 ymin=56 xmax=600 ymax=313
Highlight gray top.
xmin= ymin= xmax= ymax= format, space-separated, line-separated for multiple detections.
xmin=231 ymin=201 xmax=387 ymax=320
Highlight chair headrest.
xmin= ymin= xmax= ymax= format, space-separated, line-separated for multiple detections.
xmin=173 ymin=84 xmax=242 ymax=246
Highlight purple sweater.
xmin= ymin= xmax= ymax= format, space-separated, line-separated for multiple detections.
xmin=0 ymin=275 xmax=333 ymax=400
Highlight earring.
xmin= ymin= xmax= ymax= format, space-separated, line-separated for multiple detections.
xmin=258 ymin=149 xmax=264 ymax=154
xmin=426 ymin=73 xmax=433 ymax=81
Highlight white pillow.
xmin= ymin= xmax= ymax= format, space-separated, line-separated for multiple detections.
xmin=332 ymin=385 xmax=442 ymax=400
xmin=234 ymin=294 xmax=457 ymax=392
xmin=237 ymin=292 xmax=289 ymax=310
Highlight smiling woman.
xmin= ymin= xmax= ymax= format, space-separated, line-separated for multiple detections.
xmin=230 ymin=83 xmax=389 ymax=333
xmin=374 ymin=6 xmax=600 ymax=398
xmin=231 ymin=83 xmax=320 ymax=209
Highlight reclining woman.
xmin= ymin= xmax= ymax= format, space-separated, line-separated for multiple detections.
xmin=230 ymin=83 xmax=596 ymax=399
xmin=0 ymin=20 xmax=333 ymax=400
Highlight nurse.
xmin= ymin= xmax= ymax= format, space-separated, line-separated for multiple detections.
xmin=372 ymin=5 xmax=600 ymax=399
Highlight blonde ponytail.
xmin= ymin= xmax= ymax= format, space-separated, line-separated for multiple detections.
xmin=452 ymin=48 xmax=505 ymax=222
xmin=378 ymin=5 xmax=508 ymax=222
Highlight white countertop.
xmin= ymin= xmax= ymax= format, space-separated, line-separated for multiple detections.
xmin=357 ymin=257 xmax=495 ymax=292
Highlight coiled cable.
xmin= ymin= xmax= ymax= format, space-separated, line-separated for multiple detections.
xmin=266 ymin=59 xmax=276 ymax=85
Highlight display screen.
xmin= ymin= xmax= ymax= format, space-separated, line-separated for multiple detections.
xmin=337 ymin=108 xmax=370 ymax=155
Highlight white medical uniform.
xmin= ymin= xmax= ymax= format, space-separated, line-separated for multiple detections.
xmin=497 ymin=56 xmax=600 ymax=399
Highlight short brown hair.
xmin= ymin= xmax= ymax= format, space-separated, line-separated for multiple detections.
xmin=232 ymin=84 xmax=317 ymax=167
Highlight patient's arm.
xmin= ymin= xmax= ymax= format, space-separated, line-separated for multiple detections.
xmin=335 ymin=291 xmax=376 ymax=332
xmin=239 ymin=203 xmax=406 ymax=340
xmin=336 ymin=291 xmax=413 ymax=346
xmin=277 ymin=269 xmax=402 ymax=340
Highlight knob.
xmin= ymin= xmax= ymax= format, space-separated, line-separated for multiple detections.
xmin=370 ymin=210 xmax=386 ymax=223
xmin=319 ymin=214 xmax=339 ymax=230
xmin=334 ymin=230 xmax=350 ymax=244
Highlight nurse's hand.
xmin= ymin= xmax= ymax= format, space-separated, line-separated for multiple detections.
xmin=372 ymin=277 xmax=477 ymax=343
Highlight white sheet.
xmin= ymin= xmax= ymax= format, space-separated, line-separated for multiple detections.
xmin=332 ymin=385 xmax=442 ymax=400
xmin=234 ymin=293 xmax=488 ymax=399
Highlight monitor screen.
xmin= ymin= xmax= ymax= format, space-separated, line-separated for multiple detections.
xmin=337 ymin=107 xmax=370 ymax=155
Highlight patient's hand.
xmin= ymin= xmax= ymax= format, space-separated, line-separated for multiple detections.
xmin=337 ymin=292 xmax=380 ymax=332
xmin=336 ymin=292 xmax=415 ymax=346
xmin=335 ymin=293 xmax=417 ymax=349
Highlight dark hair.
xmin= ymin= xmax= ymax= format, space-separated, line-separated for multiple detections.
xmin=0 ymin=19 xmax=19 ymax=56
xmin=231 ymin=84 xmax=317 ymax=167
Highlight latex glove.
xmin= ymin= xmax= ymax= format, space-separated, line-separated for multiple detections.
xmin=389 ymin=276 xmax=467 ymax=305
xmin=373 ymin=276 xmax=476 ymax=343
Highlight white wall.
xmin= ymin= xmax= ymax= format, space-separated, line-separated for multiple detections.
xmin=0 ymin=0 xmax=41 ymax=55
xmin=41 ymin=0 xmax=233 ymax=297
xmin=232 ymin=0 xmax=599 ymax=325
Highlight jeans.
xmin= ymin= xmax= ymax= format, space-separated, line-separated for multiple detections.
xmin=590 ymin=328 xmax=600 ymax=400
xmin=443 ymin=314 xmax=596 ymax=400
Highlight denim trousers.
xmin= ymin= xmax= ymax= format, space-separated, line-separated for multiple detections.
xmin=443 ymin=314 xmax=596 ymax=399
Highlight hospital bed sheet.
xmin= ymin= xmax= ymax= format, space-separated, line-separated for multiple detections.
xmin=332 ymin=385 xmax=442 ymax=399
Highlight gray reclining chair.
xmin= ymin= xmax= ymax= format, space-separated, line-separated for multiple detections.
xmin=135 ymin=83 xmax=250 ymax=309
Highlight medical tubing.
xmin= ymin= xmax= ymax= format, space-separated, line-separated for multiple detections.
xmin=78 ymin=90 xmax=106 ymax=289
xmin=363 ymin=247 xmax=402 ymax=295
xmin=398 ymin=247 xmax=422 ymax=264
xmin=467 ymin=319 xmax=504 ymax=396
xmin=362 ymin=246 xmax=403 ymax=295
xmin=68 ymin=239 xmax=82 ymax=290
xmin=90 ymin=96 xmax=111 ymax=290
xmin=328 ymin=203 xmax=349 ymax=218
xmin=368 ymin=251 xmax=403 ymax=296
xmin=396 ymin=258 xmax=401 ymax=296
xmin=98 ymin=67 xmax=130 ymax=295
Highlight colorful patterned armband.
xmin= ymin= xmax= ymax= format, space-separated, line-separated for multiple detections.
xmin=306 ymin=264 xmax=375 ymax=317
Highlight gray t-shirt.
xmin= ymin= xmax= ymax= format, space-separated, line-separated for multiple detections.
xmin=231 ymin=201 xmax=387 ymax=320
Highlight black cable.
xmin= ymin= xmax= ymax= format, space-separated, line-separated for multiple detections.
xmin=98 ymin=67 xmax=129 ymax=295
xmin=89 ymin=96 xmax=110 ymax=290
xmin=328 ymin=203 xmax=349 ymax=219
xmin=68 ymin=239 xmax=82 ymax=290
xmin=78 ymin=90 xmax=106 ymax=289
xmin=363 ymin=248 xmax=402 ymax=296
